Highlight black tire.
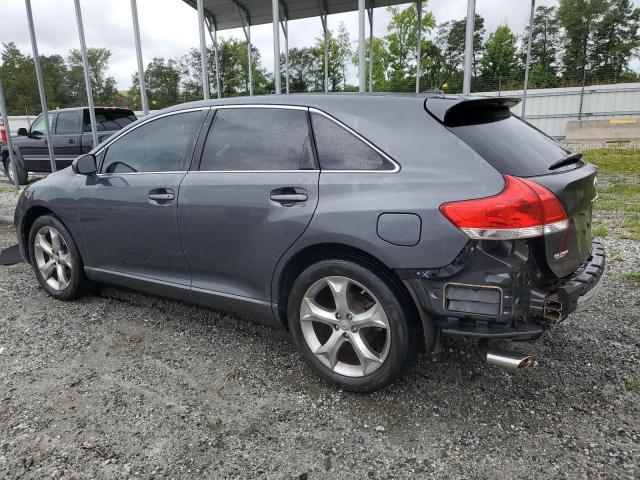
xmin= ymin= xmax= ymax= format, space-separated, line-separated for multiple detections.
xmin=288 ymin=259 xmax=422 ymax=392
xmin=3 ymin=156 xmax=28 ymax=185
xmin=28 ymin=215 xmax=89 ymax=301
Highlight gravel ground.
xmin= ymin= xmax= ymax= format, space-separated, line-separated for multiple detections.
xmin=0 ymin=175 xmax=639 ymax=479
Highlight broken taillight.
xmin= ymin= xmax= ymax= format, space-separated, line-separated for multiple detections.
xmin=440 ymin=175 xmax=569 ymax=240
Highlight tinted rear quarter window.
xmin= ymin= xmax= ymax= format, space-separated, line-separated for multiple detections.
xmin=201 ymin=108 xmax=314 ymax=171
xmin=310 ymin=113 xmax=394 ymax=171
xmin=446 ymin=106 xmax=572 ymax=177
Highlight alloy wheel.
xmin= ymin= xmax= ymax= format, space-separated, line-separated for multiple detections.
xmin=300 ymin=275 xmax=391 ymax=377
xmin=33 ymin=225 xmax=73 ymax=291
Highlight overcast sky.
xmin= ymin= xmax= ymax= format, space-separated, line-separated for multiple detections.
xmin=1 ymin=0 xmax=638 ymax=89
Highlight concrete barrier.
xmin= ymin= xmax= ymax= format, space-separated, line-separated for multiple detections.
xmin=565 ymin=118 xmax=640 ymax=144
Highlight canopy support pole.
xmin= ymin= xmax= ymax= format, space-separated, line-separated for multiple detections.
xmin=416 ymin=0 xmax=422 ymax=93
xmin=280 ymin=13 xmax=290 ymax=94
xmin=318 ymin=6 xmax=328 ymax=93
xmin=522 ymin=0 xmax=536 ymax=118
xmin=462 ymin=0 xmax=475 ymax=95
xmin=130 ymin=0 xmax=149 ymax=115
xmin=197 ymin=0 xmax=210 ymax=100
xmin=272 ymin=0 xmax=281 ymax=94
xmin=73 ymin=0 xmax=98 ymax=149
xmin=236 ymin=4 xmax=253 ymax=96
xmin=25 ymin=0 xmax=55 ymax=173
xmin=358 ymin=0 xmax=365 ymax=93
xmin=0 ymin=75 xmax=21 ymax=191
xmin=205 ymin=16 xmax=222 ymax=98
xmin=368 ymin=5 xmax=373 ymax=93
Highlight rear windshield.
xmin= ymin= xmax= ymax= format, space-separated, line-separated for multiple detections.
xmin=449 ymin=107 xmax=573 ymax=177
xmin=83 ymin=109 xmax=136 ymax=132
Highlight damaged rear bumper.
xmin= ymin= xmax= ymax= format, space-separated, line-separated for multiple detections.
xmin=401 ymin=238 xmax=606 ymax=341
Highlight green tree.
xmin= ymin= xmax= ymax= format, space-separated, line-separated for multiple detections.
xmin=352 ymin=37 xmax=391 ymax=91
xmin=66 ymin=48 xmax=118 ymax=106
xmin=588 ymin=0 xmax=640 ymax=82
xmin=178 ymin=37 xmax=270 ymax=99
xmin=434 ymin=14 xmax=485 ymax=92
xmin=281 ymin=47 xmax=315 ymax=92
xmin=385 ymin=4 xmax=436 ymax=91
xmin=557 ymin=0 xmax=607 ymax=83
xmin=130 ymin=58 xmax=181 ymax=109
xmin=0 ymin=43 xmax=71 ymax=114
xmin=523 ymin=6 xmax=561 ymax=88
xmin=481 ymin=25 xmax=519 ymax=90
xmin=311 ymin=26 xmax=351 ymax=91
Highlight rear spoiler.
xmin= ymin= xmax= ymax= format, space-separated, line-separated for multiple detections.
xmin=425 ymin=96 xmax=521 ymax=126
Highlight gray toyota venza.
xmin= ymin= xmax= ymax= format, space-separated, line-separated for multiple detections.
xmin=13 ymin=94 xmax=605 ymax=392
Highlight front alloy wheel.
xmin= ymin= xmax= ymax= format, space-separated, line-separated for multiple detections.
xmin=33 ymin=225 xmax=73 ymax=291
xmin=28 ymin=215 xmax=89 ymax=300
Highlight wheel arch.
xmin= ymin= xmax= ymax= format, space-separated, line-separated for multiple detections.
xmin=273 ymin=242 xmax=430 ymax=346
xmin=20 ymin=206 xmax=62 ymax=263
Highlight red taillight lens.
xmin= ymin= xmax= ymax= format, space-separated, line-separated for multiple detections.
xmin=440 ymin=175 xmax=569 ymax=240
xmin=0 ymin=122 xmax=6 ymax=145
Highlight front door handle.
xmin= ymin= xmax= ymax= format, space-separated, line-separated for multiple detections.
xmin=68 ymin=139 xmax=75 ymax=144
xmin=148 ymin=188 xmax=175 ymax=203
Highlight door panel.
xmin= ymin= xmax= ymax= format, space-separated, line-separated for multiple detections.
xmin=179 ymin=171 xmax=319 ymax=300
xmin=78 ymin=172 xmax=190 ymax=285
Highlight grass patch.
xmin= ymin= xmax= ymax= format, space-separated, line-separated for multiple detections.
xmin=0 ymin=184 xmax=17 ymax=193
xmin=622 ymin=215 xmax=640 ymax=241
xmin=622 ymin=272 xmax=640 ymax=283
xmin=583 ymin=148 xmax=640 ymax=174
xmin=592 ymin=225 xmax=608 ymax=237
xmin=626 ymin=377 xmax=640 ymax=392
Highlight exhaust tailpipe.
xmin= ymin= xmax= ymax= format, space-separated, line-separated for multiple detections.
xmin=478 ymin=340 xmax=535 ymax=370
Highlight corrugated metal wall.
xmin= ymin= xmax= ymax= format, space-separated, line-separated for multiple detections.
xmin=476 ymin=82 xmax=640 ymax=139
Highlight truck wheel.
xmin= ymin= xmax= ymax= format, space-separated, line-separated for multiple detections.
xmin=3 ymin=157 xmax=28 ymax=185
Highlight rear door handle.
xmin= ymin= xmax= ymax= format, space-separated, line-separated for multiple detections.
xmin=148 ymin=188 xmax=175 ymax=203
xmin=270 ymin=193 xmax=308 ymax=203
xmin=68 ymin=139 xmax=75 ymax=144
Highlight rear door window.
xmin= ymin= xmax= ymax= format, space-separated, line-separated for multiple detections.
xmin=200 ymin=107 xmax=315 ymax=171
xmin=447 ymin=107 xmax=573 ymax=177
xmin=310 ymin=113 xmax=395 ymax=171
xmin=55 ymin=111 xmax=80 ymax=135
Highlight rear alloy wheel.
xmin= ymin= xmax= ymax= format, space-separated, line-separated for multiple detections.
xmin=301 ymin=276 xmax=390 ymax=377
xmin=288 ymin=259 xmax=420 ymax=392
xmin=28 ymin=215 xmax=88 ymax=300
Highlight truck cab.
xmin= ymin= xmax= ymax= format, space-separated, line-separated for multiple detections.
xmin=2 ymin=107 xmax=136 ymax=184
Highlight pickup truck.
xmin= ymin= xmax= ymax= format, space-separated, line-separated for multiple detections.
xmin=1 ymin=107 xmax=136 ymax=185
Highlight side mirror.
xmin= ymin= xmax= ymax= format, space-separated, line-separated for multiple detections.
xmin=17 ymin=128 xmax=28 ymax=136
xmin=72 ymin=153 xmax=97 ymax=176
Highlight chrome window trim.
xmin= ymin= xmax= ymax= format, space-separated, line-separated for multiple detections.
xmin=210 ymin=104 xmax=308 ymax=112
xmin=190 ymin=170 xmax=321 ymax=174
xmin=95 ymin=171 xmax=187 ymax=177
